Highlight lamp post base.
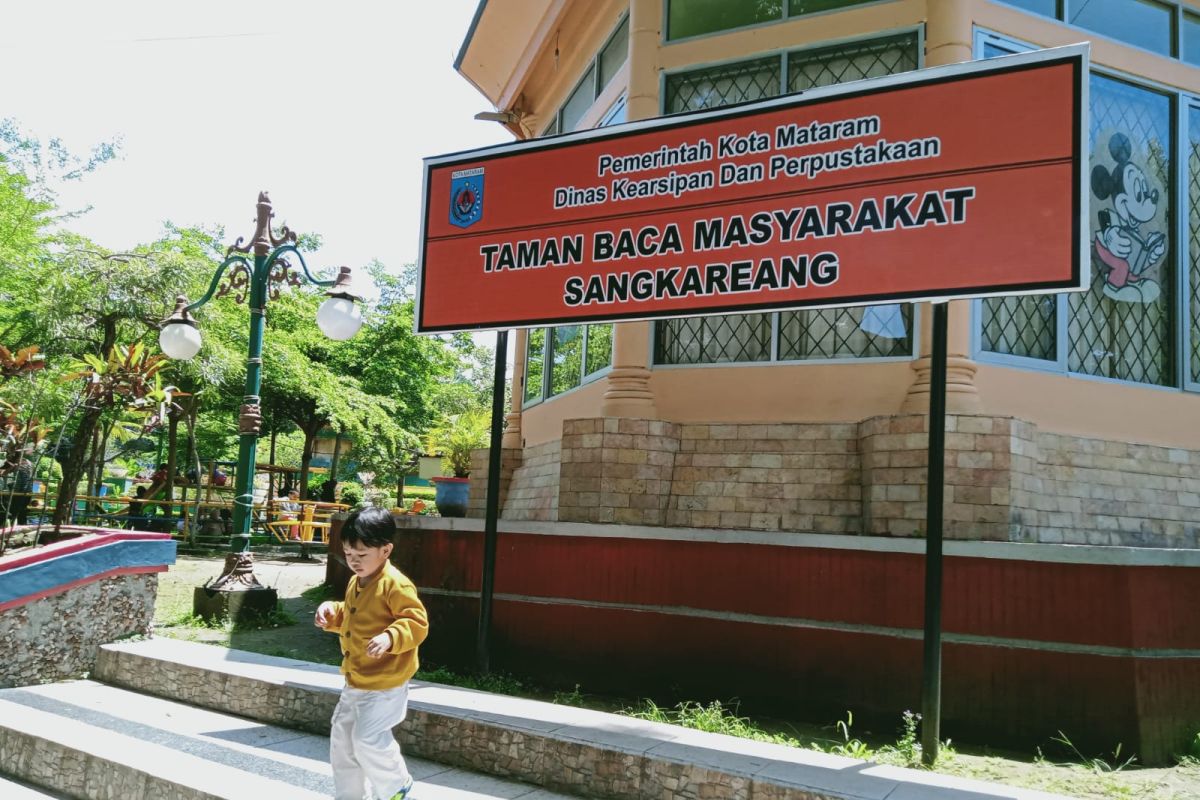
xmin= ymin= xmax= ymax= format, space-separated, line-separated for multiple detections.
xmin=192 ymin=552 xmax=278 ymax=622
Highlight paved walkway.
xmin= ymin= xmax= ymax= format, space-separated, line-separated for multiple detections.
xmin=0 ymin=679 xmax=578 ymax=799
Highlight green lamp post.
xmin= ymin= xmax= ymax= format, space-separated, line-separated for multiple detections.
xmin=159 ymin=192 xmax=363 ymax=618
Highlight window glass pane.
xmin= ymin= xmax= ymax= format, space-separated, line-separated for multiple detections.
xmin=584 ymin=324 xmax=613 ymax=376
xmin=1073 ymin=73 xmax=1174 ymax=385
xmin=981 ymin=296 xmax=1058 ymax=360
xmin=781 ymin=32 xmax=918 ymax=360
xmin=600 ymin=96 xmax=627 ymax=127
xmin=983 ymin=40 xmax=1023 ymax=59
xmin=1185 ymin=14 xmax=1200 ymax=66
xmin=1189 ymin=106 xmax=1200 ymax=383
xmin=664 ymin=56 xmax=781 ymax=114
xmin=656 ymin=315 xmax=772 ymax=364
xmin=978 ymin=35 xmax=1061 ymax=361
xmin=599 ymin=16 xmax=629 ymax=90
xmin=550 ymin=325 xmax=584 ymax=396
xmin=1069 ymin=0 xmax=1173 ymax=57
xmin=993 ymin=0 xmax=1057 ymax=17
xmin=659 ymin=55 xmax=780 ymax=364
xmin=667 ymin=0 xmax=781 ymax=41
xmin=788 ymin=31 xmax=918 ymax=90
xmin=788 ymin=0 xmax=879 ymax=17
xmin=561 ymin=65 xmax=597 ymax=132
xmin=779 ymin=305 xmax=913 ymax=360
xmin=524 ymin=328 xmax=546 ymax=404
xmin=543 ymin=115 xmax=560 ymax=137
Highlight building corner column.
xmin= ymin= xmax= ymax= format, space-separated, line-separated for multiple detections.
xmin=502 ymin=329 xmax=525 ymax=448
xmin=600 ymin=0 xmax=660 ymax=418
xmin=901 ymin=0 xmax=980 ymax=414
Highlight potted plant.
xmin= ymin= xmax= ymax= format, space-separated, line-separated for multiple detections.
xmin=424 ymin=409 xmax=490 ymax=517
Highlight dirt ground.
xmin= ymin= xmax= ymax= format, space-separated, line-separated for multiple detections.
xmin=153 ymin=554 xmax=341 ymax=665
xmin=151 ymin=555 xmax=1200 ymax=800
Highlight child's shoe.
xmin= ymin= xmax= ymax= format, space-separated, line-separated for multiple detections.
xmin=389 ymin=779 xmax=415 ymax=799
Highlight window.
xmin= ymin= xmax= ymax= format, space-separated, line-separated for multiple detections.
xmin=997 ymin=0 xmax=1187 ymax=61
xmin=1187 ymin=106 xmax=1200 ymax=385
xmin=524 ymin=329 xmax=546 ymax=405
xmin=543 ymin=16 xmax=628 ymax=135
xmin=976 ymin=30 xmax=1198 ymax=392
xmin=1185 ymin=13 xmax=1200 ymax=66
xmin=1068 ymin=0 xmax=1174 ymax=57
xmin=525 ymin=22 xmax=625 ymax=406
xmin=655 ymin=31 xmax=920 ymax=366
xmin=996 ymin=0 xmax=1058 ymax=17
xmin=666 ymin=0 xmax=880 ymax=41
xmin=523 ymin=323 xmax=614 ymax=406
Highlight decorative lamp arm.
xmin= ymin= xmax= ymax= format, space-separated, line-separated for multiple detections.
xmin=185 ymin=254 xmax=254 ymax=314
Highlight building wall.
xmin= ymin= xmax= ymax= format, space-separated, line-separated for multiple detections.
xmin=471 ymin=413 xmax=1200 ymax=548
xmin=381 ymin=516 xmax=1200 ymax=765
xmin=459 ymin=0 xmax=1200 ymax=453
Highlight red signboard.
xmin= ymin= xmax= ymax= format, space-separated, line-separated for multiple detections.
xmin=417 ymin=45 xmax=1087 ymax=334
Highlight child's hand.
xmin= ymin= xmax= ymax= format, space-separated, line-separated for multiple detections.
xmin=366 ymin=631 xmax=393 ymax=658
xmin=314 ymin=601 xmax=337 ymax=629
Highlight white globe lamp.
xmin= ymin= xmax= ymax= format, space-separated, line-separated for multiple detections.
xmin=159 ymin=296 xmax=203 ymax=360
xmin=316 ymin=267 xmax=364 ymax=341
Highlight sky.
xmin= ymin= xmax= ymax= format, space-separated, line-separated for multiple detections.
xmin=0 ymin=0 xmax=512 ymax=302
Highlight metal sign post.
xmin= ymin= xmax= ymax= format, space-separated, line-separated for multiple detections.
xmin=920 ymin=300 xmax=948 ymax=764
xmin=476 ymin=329 xmax=508 ymax=674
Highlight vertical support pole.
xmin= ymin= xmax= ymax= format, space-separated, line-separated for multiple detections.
xmin=231 ymin=251 xmax=267 ymax=553
xmin=477 ymin=329 xmax=508 ymax=674
xmin=921 ymin=301 xmax=949 ymax=765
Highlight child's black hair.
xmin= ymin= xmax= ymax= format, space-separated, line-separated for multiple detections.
xmin=341 ymin=506 xmax=396 ymax=548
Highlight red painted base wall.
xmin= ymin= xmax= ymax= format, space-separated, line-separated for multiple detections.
xmin=329 ymin=520 xmax=1200 ymax=764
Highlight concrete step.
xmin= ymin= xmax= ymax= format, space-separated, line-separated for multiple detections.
xmin=94 ymin=638 xmax=1074 ymax=800
xmin=0 ymin=775 xmax=70 ymax=798
xmin=0 ymin=680 xmax=579 ymax=800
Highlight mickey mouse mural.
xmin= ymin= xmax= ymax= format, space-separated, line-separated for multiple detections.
xmin=1091 ymin=132 xmax=1166 ymax=303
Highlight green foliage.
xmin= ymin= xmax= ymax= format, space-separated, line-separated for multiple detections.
xmin=1048 ymin=731 xmax=1137 ymax=773
xmin=416 ymin=665 xmax=525 ymax=696
xmin=300 ymin=583 xmax=337 ymax=603
xmin=552 ymin=684 xmax=587 ymax=707
xmin=338 ymin=481 xmax=364 ymax=507
xmin=627 ymin=699 xmax=802 ymax=746
xmin=424 ymin=408 xmax=491 ymax=478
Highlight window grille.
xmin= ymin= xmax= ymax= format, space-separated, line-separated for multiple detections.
xmin=1190 ymin=106 xmax=1200 ymax=384
xmin=1070 ymin=74 xmax=1174 ymax=385
xmin=656 ymin=33 xmax=919 ymax=365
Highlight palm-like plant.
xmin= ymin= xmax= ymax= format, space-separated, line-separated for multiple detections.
xmin=424 ymin=409 xmax=490 ymax=479
xmin=53 ymin=343 xmax=179 ymax=526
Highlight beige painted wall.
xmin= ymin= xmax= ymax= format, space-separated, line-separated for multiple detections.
xmin=464 ymin=0 xmax=1200 ymax=450
xmin=521 ymin=376 xmax=609 ymax=446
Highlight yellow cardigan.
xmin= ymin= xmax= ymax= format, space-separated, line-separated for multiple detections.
xmin=323 ymin=562 xmax=429 ymax=689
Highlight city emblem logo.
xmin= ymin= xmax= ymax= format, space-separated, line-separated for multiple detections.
xmin=449 ymin=167 xmax=485 ymax=228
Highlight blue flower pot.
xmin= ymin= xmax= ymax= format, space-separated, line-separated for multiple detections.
xmin=431 ymin=477 xmax=470 ymax=518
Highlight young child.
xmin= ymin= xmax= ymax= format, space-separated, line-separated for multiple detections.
xmin=315 ymin=507 xmax=428 ymax=800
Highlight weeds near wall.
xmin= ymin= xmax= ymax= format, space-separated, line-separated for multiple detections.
xmin=1039 ymin=731 xmax=1138 ymax=773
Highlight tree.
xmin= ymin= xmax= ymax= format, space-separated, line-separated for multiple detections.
xmin=53 ymin=344 xmax=175 ymax=527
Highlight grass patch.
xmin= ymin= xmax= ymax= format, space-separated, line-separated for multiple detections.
xmin=159 ymin=604 xmax=296 ymax=633
xmin=416 ymin=664 xmax=526 ymax=696
xmin=300 ymin=582 xmax=337 ymax=603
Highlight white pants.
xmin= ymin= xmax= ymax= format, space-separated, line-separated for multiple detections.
xmin=330 ymin=683 xmax=413 ymax=800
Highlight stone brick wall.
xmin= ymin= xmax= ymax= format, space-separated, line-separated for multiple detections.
xmin=469 ymin=441 xmax=560 ymax=521
xmin=0 ymin=574 xmax=158 ymax=688
xmin=558 ymin=418 xmax=680 ymax=525
xmin=1034 ymin=433 xmax=1200 ymax=547
xmin=667 ymin=423 xmax=861 ymax=533
xmin=460 ymin=414 xmax=1199 ymax=548
xmin=466 ymin=447 xmax=522 ymax=517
